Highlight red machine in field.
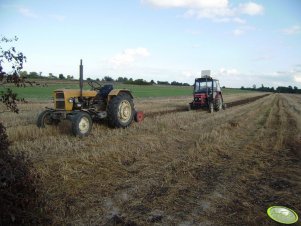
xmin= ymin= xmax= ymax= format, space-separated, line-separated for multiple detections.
xmin=189 ymin=70 xmax=226 ymax=113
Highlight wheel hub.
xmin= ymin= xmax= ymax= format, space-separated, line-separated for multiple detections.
xmin=78 ymin=117 xmax=90 ymax=133
xmin=119 ymin=100 xmax=131 ymax=122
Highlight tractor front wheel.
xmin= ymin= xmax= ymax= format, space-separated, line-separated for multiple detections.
xmin=209 ymin=103 xmax=214 ymax=113
xmin=37 ymin=110 xmax=59 ymax=128
xmin=71 ymin=112 xmax=93 ymax=137
xmin=107 ymin=93 xmax=134 ymax=128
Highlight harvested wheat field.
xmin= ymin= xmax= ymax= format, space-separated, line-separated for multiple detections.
xmin=2 ymin=93 xmax=301 ymax=225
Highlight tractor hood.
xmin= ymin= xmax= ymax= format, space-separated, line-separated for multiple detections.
xmin=54 ymin=89 xmax=97 ymax=98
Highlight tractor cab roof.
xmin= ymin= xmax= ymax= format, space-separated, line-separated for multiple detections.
xmin=195 ymin=76 xmax=219 ymax=82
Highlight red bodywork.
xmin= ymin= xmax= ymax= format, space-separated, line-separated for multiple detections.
xmin=193 ymin=93 xmax=208 ymax=106
xmin=189 ymin=76 xmax=224 ymax=110
xmin=134 ymin=111 xmax=144 ymax=123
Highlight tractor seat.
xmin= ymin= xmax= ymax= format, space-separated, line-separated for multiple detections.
xmin=98 ymin=84 xmax=113 ymax=98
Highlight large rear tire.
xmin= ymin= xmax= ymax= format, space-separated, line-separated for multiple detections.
xmin=71 ymin=112 xmax=92 ymax=137
xmin=37 ymin=110 xmax=58 ymax=128
xmin=222 ymin=103 xmax=227 ymax=110
xmin=214 ymin=98 xmax=223 ymax=111
xmin=107 ymin=93 xmax=134 ymax=128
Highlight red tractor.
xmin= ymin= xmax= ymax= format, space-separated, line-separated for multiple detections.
xmin=189 ymin=70 xmax=226 ymax=113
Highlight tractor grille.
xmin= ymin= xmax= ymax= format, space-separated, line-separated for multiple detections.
xmin=56 ymin=92 xmax=64 ymax=99
xmin=55 ymin=92 xmax=65 ymax=109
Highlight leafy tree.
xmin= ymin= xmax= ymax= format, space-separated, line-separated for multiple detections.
xmin=116 ymin=77 xmax=124 ymax=82
xmin=104 ymin=76 xmax=114 ymax=82
xmin=48 ymin=73 xmax=57 ymax=79
xmin=19 ymin=70 xmax=28 ymax=78
xmin=116 ymin=77 xmax=129 ymax=83
xmin=0 ymin=36 xmax=26 ymax=75
xmin=0 ymin=36 xmax=26 ymax=112
xmin=59 ymin=73 xmax=65 ymax=79
xmin=157 ymin=81 xmax=170 ymax=85
xmin=132 ymin=79 xmax=150 ymax=85
xmin=28 ymin=71 xmax=39 ymax=78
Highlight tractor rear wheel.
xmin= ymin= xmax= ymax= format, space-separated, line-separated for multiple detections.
xmin=107 ymin=93 xmax=134 ymax=128
xmin=214 ymin=98 xmax=223 ymax=111
xmin=71 ymin=112 xmax=92 ymax=137
xmin=37 ymin=110 xmax=59 ymax=128
xmin=222 ymin=103 xmax=227 ymax=110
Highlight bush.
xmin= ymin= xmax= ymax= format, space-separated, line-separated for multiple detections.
xmin=0 ymin=122 xmax=47 ymax=225
xmin=0 ymin=123 xmax=9 ymax=151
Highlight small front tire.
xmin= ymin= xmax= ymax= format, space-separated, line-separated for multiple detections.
xmin=71 ymin=112 xmax=93 ymax=137
xmin=37 ymin=110 xmax=57 ymax=128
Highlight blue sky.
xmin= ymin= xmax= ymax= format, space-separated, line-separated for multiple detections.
xmin=1 ymin=0 xmax=301 ymax=88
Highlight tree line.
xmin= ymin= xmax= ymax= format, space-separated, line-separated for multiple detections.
xmin=18 ymin=71 xmax=74 ymax=80
xmin=241 ymin=84 xmax=301 ymax=94
xmin=18 ymin=71 xmax=191 ymax=86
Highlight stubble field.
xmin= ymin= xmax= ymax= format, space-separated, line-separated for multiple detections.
xmin=1 ymin=92 xmax=301 ymax=225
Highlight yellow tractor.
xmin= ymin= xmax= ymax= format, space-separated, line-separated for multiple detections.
xmin=37 ymin=60 xmax=143 ymax=137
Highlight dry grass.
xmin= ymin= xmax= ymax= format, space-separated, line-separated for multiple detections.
xmin=1 ymin=93 xmax=301 ymax=225
xmin=134 ymin=92 xmax=264 ymax=113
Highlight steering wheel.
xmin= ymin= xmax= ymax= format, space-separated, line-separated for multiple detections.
xmin=88 ymin=80 xmax=102 ymax=91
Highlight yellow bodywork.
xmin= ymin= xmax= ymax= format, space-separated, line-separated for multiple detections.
xmin=107 ymin=89 xmax=133 ymax=102
xmin=54 ymin=89 xmax=97 ymax=111
xmin=53 ymin=88 xmax=133 ymax=111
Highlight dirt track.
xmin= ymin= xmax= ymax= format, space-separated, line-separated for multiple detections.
xmin=144 ymin=93 xmax=270 ymax=118
xmin=3 ymin=93 xmax=301 ymax=225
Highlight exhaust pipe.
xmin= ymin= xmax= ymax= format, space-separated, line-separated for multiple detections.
xmin=79 ymin=59 xmax=83 ymax=99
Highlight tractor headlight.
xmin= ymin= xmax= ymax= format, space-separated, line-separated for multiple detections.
xmin=76 ymin=103 xmax=82 ymax=108
xmin=194 ymin=97 xmax=199 ymax=101
xmin=68 ymin=98 xmax=74 ymax=103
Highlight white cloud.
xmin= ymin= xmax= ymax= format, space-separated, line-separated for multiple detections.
xmin=183 ymin=7 xmax=234 ymax=20
xmin=109 ymin=48 xmax=150 ymax=67
xmin=143 ymin=0 xmax=228 ymax=9
xmin=218 ymin=68 xmax=239 ymax=76
xmin=143 ymin=0 xmax=263 ymax=23
xmin=18 ymin=7 xmax=38 ymax=18
xmin=233 ymin=17 xmax=246 ymax=24
xmin=233 ymin=28 xmax=244 ymax=36
xmin=238 ymin=2 xmax=264 ymax=15
xmin=252 ymin=54 xmax=272 ymax=61
xmin=292 ymin=68 xmax=301 ymax=83
xmin=294 ymin=73 xmax=301 ymax=83
xmin=49 ymin=14 xmax=66 ymax=22
xmin=232 ymin=25 xmax=255 ymax=36
xmin=182 ymin=70 xmax=194 ymax=78
xmin=185 ymin=28 xmax=201 ymax=35
xmin=281 ymin=25 xmax=301 ymax=35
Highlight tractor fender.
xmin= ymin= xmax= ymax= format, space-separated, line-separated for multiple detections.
xmin=107 ymin=89 xmax=133 ymax=102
